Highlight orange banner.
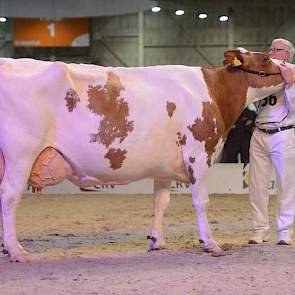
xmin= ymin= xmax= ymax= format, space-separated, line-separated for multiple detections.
xmin=14 ymin=18 xmax=90 ymax=47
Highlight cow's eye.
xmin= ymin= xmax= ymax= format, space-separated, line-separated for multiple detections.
xmin=264 ymin=54 xmax=270 ymax=61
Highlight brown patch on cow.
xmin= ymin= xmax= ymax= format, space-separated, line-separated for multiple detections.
xmin=201 ymin=67 xmax=247 ymax=133
xmin=65 ymin=88 xmax=80 ymax=112
xmin=187 ymin=101 xmax=223 ymax=167
xmin=167 ymin=101 xmax=176 ymax=118
xmin=189 ymin=156 xmax=195 ymax=164
xmin=176 ymin=132 xmax=186 ymax=146
xmin=87 ymin=72 xmax=134 ymax=147
xmin=188 ymin=165 xmax=196 ymax=184
xmin=104 ymin=148 xmax=127 ymax=170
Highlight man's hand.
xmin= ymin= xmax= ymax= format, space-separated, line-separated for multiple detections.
xmin=279 ymin=62 xmax=295 ymax=88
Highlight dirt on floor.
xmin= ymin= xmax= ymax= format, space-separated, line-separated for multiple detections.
xmin=1 ymin=193 xmax=295 ymax=295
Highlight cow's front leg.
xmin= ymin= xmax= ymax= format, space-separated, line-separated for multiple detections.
xmin=185 ymin=155 xmax=223 ymax=255
xmin=191 ymin=182 xmax=222 ymax=255
xmin=148 ymin=180 xmax=171 ymax=250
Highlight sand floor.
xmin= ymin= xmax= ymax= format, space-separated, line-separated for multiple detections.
xmin=1 ymin=194 xmax=295 ymax=295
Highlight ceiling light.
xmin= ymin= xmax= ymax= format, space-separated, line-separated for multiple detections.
xmin=152 ymin=6 xmax=161 ymax=13
xmin=175 ymin=10 xmax=184 ymax=16
xmin=198 ymin=13 xmax=208 ymax=19
xmin=0 ymin=17 xmax=7 ymax=23
xmin=219 ymin=15 xmax=229 ymax=22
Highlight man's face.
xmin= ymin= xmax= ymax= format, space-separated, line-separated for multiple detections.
xmin=268 ymin=42 xmax=290 ymax=61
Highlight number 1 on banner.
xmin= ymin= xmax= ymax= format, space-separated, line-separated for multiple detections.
xmin=14 ymin=18 xmax=89 ymax=47
xmin=47 ymin=22 xmax=56 ymax=38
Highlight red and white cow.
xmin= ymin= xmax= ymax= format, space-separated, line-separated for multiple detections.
xmin=0 ymin=49 xmax=284 ymax=262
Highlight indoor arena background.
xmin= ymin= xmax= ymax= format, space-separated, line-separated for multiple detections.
xmin=1 ymin=0 xmax=295 ymax=294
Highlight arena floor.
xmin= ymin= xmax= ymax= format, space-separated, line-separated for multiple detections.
xmin=1 ymin=194 xmax=295 ymax=295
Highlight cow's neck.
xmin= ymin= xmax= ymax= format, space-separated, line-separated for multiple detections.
xmin=201 ymin=66 xmax=248 ymax=134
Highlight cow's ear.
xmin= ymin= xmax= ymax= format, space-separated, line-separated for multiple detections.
xmin=232 ymin=57 xmax=242 ymax=67
xmin=223 ymin=50 xmax=243 ymax=67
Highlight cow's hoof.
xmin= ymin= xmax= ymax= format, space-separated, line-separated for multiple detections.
xmin=8 ymin=246 xmax=30 ymax=263
xmin=149 ymin=244 xmax=166 ymax=251
xmin=205 ymin=245 xmax=225 ymax=257
xmin=9 ymin=252 xmax=30 ymax=263
xmin=147 ymin=235 xmax=166 ymax=251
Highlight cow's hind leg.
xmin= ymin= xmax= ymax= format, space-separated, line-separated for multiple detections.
xmin=1 ymin=183 xmax=29 ymax=262
xmin=0 ymin=157 xmax=37 ymax=262
xmin=148 ymin=180 xmax=171 ymax=250
xmin=0 ymin=199 xmax=8 ymax=255
xmin=0 ymin=198 xmax=7 ymax=254
xmin=0 ymin=150 xmax=8 ymax=255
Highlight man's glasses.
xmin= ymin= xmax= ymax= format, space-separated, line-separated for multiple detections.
xmin=268 ymin=47 xmax=288 ymax=53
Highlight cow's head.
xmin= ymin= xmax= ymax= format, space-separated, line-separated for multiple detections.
xmin=223 ymin=48 xmax=284 ymax=102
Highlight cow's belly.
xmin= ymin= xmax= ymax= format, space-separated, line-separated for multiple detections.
xmin=62 ymin=144 xmax=189 ymax=185
xmin=69 ymin=166 xmax=190 ymax=186
xmin=54 ymin=125 xmax=189 ymax=186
